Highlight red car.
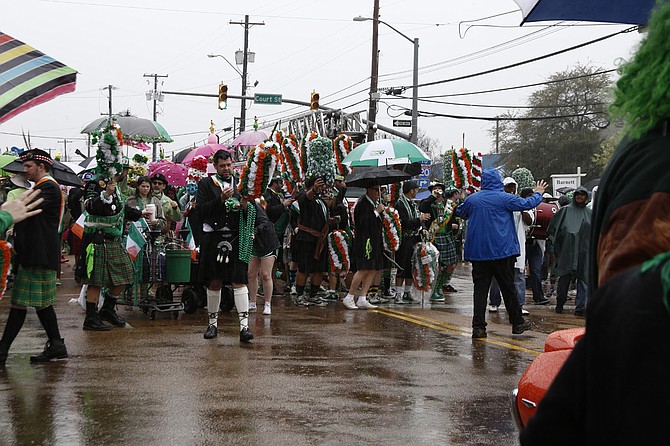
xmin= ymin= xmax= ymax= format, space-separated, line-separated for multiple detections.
xmin=510 ymin=327 xmax=585 ymax=430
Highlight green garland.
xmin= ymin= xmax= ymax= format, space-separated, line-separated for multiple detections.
xmin=238 ymin=204 xmax=257 ymax=263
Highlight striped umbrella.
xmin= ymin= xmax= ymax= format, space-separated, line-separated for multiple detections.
xmin=0 ymin=31 xmax=77 ymax=124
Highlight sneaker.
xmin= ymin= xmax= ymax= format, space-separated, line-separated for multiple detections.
xmin=521 ymin=307 xmax=529 ymax=315
xmin=444 ymin=284 xmax=457 ymax=293
xmin=472 ymin=328 xmax=487 ymax=339
xmin=249 ymin=302 xmax=257 ymax=312
xmin=555 ymin=305 xmax=563 ymax=314
xmin=512 ymin=320 xmax=533 ymax=334
xmin=532 ymin=298 xmax=550 ymax=305
xmin=402 ymin=292 xmax=416 ymax=303
xmin=368 ymin=295 xmax=383 ymax=304
xmin=356 ymin=297 xmax=377 ymax=309
xmin=322 ymin=290 xmax=339 ymax=302
xmin=383 ymin=287 xmax=396 ymax=299
xmin=29 ymin=338 xmax=68 ymax=362
xmin=263 ymin=302 xmax=272 ymax=315
xmin=290 ymin=285 xmax=297 ymax=296
xmin=394 ymin=293 xmax=405 ymax=305
xmin=430 ymin=295 xmax=446 ymax=303
xmin=489 ymin=305 xmax=498 ymax=312
xmin=305 ymin=295 xmax=328 ymax=307
xmin=342 ymin=295 xmax=358 ymax=310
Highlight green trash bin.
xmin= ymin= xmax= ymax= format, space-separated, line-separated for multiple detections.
xmin=166 ymin=249 xmax=192 ymax=283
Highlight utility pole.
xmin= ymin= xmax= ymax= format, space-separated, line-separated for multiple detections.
xmin=57 ymin=139 xmax=73 ymax=161
xmin=366 ymin=0 xmax=380 ymax=142
xmin=230 ymin=15 xmax=264 ymax=134
xmin=144 ymin=73 xmax=168 ymax=161
xmin=103 ymin=85 xmax=117 ymax=118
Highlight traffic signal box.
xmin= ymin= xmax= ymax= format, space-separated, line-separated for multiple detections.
xmin=218 ymin=84 xmax=228 ymax=110
xmin=310 ymin=91 xmax=320 ymax=110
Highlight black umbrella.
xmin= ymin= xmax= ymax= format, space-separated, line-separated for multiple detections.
xmin=3 ymin=160 xmax=82 ymax=187
xmin=173 ymin=147 xmax=193 ymax=164
xmin=345 ymin=166 xmax=412 ymax=188
xmin=583 ymin=178 xmax=600 ymax=192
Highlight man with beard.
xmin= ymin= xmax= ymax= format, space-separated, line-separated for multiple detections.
xmin=196 ymin=150 xmax=255 ymax=342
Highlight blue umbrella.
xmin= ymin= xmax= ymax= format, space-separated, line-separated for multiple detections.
xmin=512 ymin=0 xmax=655 ymax=25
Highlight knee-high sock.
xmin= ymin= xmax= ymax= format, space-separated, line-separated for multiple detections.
xmin=206 ymin=288 xmax=221 ymax=327
xmin=0 ymin=308 xmax=27 ymax=348
xmin=36 ymin=306 xmax=62 ymax=341
xmin=234 ymin=287 xmax=249 ymax=331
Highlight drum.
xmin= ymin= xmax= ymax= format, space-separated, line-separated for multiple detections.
xmin=530 ymin=202 xmax=559 ymax=240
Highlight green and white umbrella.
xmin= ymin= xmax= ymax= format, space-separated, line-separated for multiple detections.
xmin=342 ymin=139 xmax=429 ymax=167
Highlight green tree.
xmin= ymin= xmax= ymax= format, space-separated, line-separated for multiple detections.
xmin=489 ymin=64 xmax=612 ymax=183
xmin=591 ymin=130 xmax=623 ymax=174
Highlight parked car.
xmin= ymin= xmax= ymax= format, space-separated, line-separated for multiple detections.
xmin=510 ymin=327 xmax=585 ymax=430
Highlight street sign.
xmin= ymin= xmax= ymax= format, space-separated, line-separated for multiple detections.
xmin=417 ymin=179 xmax=430 ymax=188
xmin=392 ymin=119 xmax=411 ymax=127
xmin=254 ymin=93 xmax=283 ymax=105
xmin=419 ymin=160 xmax=431 ymax=179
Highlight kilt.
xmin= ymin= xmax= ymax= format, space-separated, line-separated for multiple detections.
xmin=434 ymin=233 xmax=457 ymax=267
xmin=396 ymin=235 xmax=419 ymax=278
xmin=88 ymin=238 xmax=135 ymax=288
xmin=11 ymin=266 xmax=57 ymax=307
xmin=293 ymin=238 xmax=328 ymax=274
xmin=198 ymin=231 xmax=248 ymax=285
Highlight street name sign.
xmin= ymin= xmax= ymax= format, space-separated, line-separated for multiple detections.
xmin=254 ymin=93 xmax=282 ymax=105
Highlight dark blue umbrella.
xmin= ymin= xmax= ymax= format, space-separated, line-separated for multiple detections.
xmin=513 ymin=0 xmax=655 ymax=26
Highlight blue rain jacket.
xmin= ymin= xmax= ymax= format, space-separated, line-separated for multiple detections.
xmin=456 ymin=169 xmax=542 ymax=261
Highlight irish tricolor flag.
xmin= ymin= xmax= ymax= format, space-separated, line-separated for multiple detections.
xmin=126 ymin=220 xmax=147 ymax=260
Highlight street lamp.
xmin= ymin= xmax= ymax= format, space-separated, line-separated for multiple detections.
xmin=353 ymin=16 xmax=419 ymax=145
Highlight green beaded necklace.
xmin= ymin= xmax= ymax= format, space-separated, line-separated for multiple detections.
xmin=238 ymin=203 xmax=256 ymax=263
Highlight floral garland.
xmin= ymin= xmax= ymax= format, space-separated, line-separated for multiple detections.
xmin=271 ymin=129 xmax=284 ymax=146
xmin=187 ymin=155 xmax=208 ymax=184
xmin=333 ymin=134 xmax=353 ymax=176
xmin=327 ymin=229 xmax=352 ymax=274
xmin=301 ymin=131 xmax=319 ymax=171
xmin=452 ymin=148 xmax=471 ymax=190
xmin=237 ymin=141 xmax=280 ymax=199
xmin=307 ymin=136 xmax=336 ymax=186
xmin=281 ymin=133 xmax=304 ymax=188
xmin=0 ymin=241 xmax=14 ymax=300
xmin=470 ymin=152 xmax=483 ymax=192
xmin=382 ymin=206 xmax=402 ymax=252
xmin=92 ymin=122 xmax=124 ymax=178
xmin=412 ymin=241 xmax=439 ymax=291
xmin=128 ymin=160 xmax=147 ymax=184
xmin=389 ymin=182 xmax=401 ymax=205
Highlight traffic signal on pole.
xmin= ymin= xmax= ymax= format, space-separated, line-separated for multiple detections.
xmin=218 ymin=84 xmax=228 ymax=110
xmin=310 ymin=91 xmax=319 ymax=110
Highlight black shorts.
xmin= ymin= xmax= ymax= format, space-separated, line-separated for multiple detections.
xmin=198 ymin=232 xmax=248 ymax=285
xmin=293 ymin=238 xmax=328 ymax=274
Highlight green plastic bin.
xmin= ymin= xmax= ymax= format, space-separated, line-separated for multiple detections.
xmin=166 ymin=250 xmax=192 ymax=283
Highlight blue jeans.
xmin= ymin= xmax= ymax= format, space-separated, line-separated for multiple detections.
xmin=526 ymin=241 xmax=544 ymax=302
xmin=556 ymin=274 xmax=588 ymax=311
xmin=489 ymin=270 xmax=525 ymax=307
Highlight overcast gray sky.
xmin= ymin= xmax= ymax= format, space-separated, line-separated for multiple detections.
xmin=1 ymin=0 xmax=643 ymax=161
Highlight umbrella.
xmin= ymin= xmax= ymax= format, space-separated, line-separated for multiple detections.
xmin=583 ymin=178 xmax=600 ymax=192
xmin=512 ymin=0 xmax=655 ymax=25
xmin=173 ymin=147 xmax=193 ymax=164
xmin=342 ymin=139 xmax=430 ymax=167
xmin=0 ymin=153 xmax=19 ymax=177
xmin=60 ymin=161 xmax=84 ymax=174
xmin=79 ymin=156 xmax=96 ymax=171
xmin=230 ymin=129 xmax=269 ymax=147
xmin=181 ymin=134 xmax=233 ymax=166
xmin=3 ymin=159 xmax=82 ymax=187
xmin=81 ymin=115 xmax=173 ymax=143
xmin=345 ymin=166 xmax=412 ymax=188
xmin=0 ymin=32 xmax=77 ymax=125
xmin=149 ymin=161 xmax=188 ymax=187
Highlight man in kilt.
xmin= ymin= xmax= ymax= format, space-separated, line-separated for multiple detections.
xmin=394 ymin=181 xmax=430 ymax=304
xmin=196 ymin=149 xmax=254 ymax=342
xmin=419 ymin=182 xmax=460 ymax=302
xmin=81 ymin=176 xmax=144 ymax=330
xmin=342 ymin=184 xmax=385 ymax=310
xmin=0 ymin=149 xmax=69 ymax=363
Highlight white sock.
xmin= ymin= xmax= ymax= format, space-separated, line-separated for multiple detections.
xmin=356 ymin=295 xmax=367 ymax=304
xmin=207 ymin=288 xmax=221 ymax=327
xmin=344 ymin=293 xmax=354 ymax=302
xmin=234 ymin=287 xmax=249 ymax=330
xmin=78 ymin=284 xmax=88 ymax=311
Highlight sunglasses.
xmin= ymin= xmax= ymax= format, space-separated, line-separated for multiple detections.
xmin=152 ymin=181 xmax=165 ymax=185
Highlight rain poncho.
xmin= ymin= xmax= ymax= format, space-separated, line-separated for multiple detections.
xmin=547 ymin=186 xmax=592 ymax=282
xmin=456 ymin=169 xmax=542 ymax=261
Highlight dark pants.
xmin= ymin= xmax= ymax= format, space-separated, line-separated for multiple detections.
xmin=472 ymin=256 xmax=524 ymax=329
xmin=526 ymin=241 xmax=544 ymax=302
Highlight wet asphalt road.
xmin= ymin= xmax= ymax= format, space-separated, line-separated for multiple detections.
xmin=0 ymin=259 xmax=584 ymax=445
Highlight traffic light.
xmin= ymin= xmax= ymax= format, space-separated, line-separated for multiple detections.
xmin=218 ymin=84 xmax=228 ymax=110
xmin=310 ymin=91 xmax=319 ymax=111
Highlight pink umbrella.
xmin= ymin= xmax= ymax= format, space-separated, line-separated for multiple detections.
xmin=134 ymin=142 xmax=151 ymax=151
xmin=230 ymin=129 xmax=269 ymax=147
xmin=182 ymin=134 xmax=233 ymax=166
xmin=149 ymin=161 xmax=189 ymax=186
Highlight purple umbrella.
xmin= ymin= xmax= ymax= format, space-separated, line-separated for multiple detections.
xmin=149 ymin=161 xmax=189 ymax=186
xmin=182 ymin=134 xmax=233 ymax=166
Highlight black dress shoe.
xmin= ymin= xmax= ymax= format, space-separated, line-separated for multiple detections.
xmin=574 ymin=308 xmax=586 ymax=317
xmin=472 ymin=327 xmax=487 ymax=339
xmin=30 ymin=338 xmax=68 ymax=362
xmin=555 ymin=305 xmax=564 ymax=314
xmin=444 ymin=284 xmax=458 ymax=293
xmin=83 ymin=317 xmax=110 ymax=331
xmin=204 ymin=324 xmax=218 ymax=339
xmin=239 ymin=327 xmax=254 ymax=343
